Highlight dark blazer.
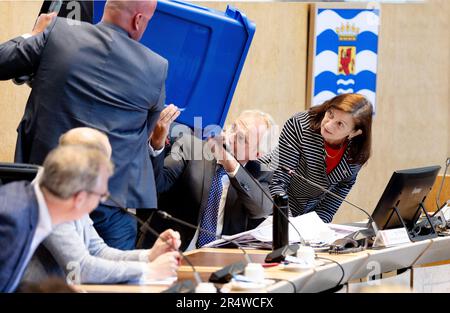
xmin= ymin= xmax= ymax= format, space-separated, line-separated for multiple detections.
xmin=142 ymin=135 xmax=273 ymax=251
xmin=0 ymin=182 xmax=39 ymax=292
xmin=0 ymin=18 xmax=167 ymax=209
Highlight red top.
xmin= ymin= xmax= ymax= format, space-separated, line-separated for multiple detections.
xmin=324 ymin=141 xmax=347 ymax=174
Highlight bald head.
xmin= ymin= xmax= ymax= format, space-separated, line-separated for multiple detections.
xmin=59 ymin=127 xmax=112 ymax=159
xmin=102 ymin=0 xmax=157 ymax=41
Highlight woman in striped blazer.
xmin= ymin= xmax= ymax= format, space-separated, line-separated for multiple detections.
xmin=267 ymin=93 xmax=373 ymax=223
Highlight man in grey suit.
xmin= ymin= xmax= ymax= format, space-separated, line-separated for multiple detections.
xmin=0 ymin=0 xmax=168 ymax=249
xmin=140 ymin=110 xmax=277 ymax=251
xmin=0 ymin=145 xmax=113 ymax=292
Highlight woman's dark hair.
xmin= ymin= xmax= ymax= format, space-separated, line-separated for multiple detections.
xmin=309 ymin=93 xmax=373 ymax=165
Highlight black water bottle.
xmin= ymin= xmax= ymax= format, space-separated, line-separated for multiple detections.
xmin=273 ymin=193 xmax=289 ymax=250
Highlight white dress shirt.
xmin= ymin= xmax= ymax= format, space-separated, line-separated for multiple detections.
xmin=186 ymin=163 xmax=241 ymax=251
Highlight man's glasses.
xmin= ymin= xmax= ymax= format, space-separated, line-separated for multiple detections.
xmin=87 ymin=190 xmax=110 ymax=203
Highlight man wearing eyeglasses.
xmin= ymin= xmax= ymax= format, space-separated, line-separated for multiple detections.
xmin=0 ymin=145 xmax=113 ymax=292
xmin=139 ymin=110 xmax=277 ymax=251
xmin=22 ymin=127 xmax=181 ymax=285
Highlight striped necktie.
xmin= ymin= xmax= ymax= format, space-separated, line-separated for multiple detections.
xmin=197 ymin=165 xmax=227 ymax=248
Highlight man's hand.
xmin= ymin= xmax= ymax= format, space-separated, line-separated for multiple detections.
xmin=149 ymin=104 xmax=180 ymax=150
xmin=148 ymin=229 xmax=181 ymax=261
xmin=31 ymin=12 xmax=57 ymax=36
xmin=146 ymin=251 xmax=180 ymax=280
xmin=206 ymin=135 xmax=239 ymax=173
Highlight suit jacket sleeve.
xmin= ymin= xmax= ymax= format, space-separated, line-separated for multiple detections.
xmin=228 ymin=163 xmax=273 ymax=219
xmin=152 ymin=134 xmax=189 ymax=194
xmin=0 ymin=210 xmax=20 ymax=291
xmin=42 ymin=221 xmax=145 ymax=284
xmin=85 ymin=217 xmax=148 ymax=262
xmin=313 ymin=173 xmax=358 ymax=223
xmin=0 ymin=20 xmax=54 ymax=80
xmin=146 ymin=61 xmax=168 ymax=137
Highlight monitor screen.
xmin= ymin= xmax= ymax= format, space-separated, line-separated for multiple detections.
xmin=371 ymin=165 xmax=441 ymax=231
xmin=0 ymin=163 xmax=39 ymax=186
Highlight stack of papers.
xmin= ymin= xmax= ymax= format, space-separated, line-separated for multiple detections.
xmin=204 ymin=212 xmax=365 ymax=249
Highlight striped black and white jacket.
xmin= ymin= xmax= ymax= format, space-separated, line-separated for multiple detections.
xmin=262 ymin=111 xmax=361 ymax=223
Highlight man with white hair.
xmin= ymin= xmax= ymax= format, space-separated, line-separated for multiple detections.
xmin=139 ymin=110 xmax=277 ymax=251
xmin=0 ymin=0 xmax=168 ymax=249
xmin=23 ymin=127 xmax=181 ymax=285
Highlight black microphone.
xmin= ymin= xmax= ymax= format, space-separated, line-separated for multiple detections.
xmin=156 ymin=210 xmax=249 ymax=283
xmin=217 ymin=141 xmax=306 ymax=263
xmin=428 ymin=157 xmax=450 ymax=230
xmin=434 ymin=157 xmax=450 ymax=213
xmin=279 ymin=165 xmax=379 ymax=240
xmin=106 ymin=195 xmax=201 ymax=292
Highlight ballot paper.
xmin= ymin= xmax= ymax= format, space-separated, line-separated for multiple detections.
xmin=204 ymin=212 xmax=365 ymax=248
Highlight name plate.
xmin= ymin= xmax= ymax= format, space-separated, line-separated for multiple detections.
xmin=373 ymin=228 xmax=411 ymax=248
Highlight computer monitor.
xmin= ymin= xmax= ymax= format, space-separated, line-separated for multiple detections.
xmin=371 ymin=165 xmax=440 ymax=236
xmin=0 ymin=163 xmax=39 ymax=186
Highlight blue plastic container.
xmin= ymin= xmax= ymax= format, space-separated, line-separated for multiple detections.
xmin=93 ymin=0 xmax=255 ymax=131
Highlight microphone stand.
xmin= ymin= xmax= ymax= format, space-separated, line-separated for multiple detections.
xmin=106 ymin=196 xmax=202 ymax=292
xmin=279 ymin=165 xmax=379 ymax=240
xmin=220 ymin=143 xmax=306 ymax=246
xmin=428 ymin=157 xmax=450 ymax=230
xmin=433 ymin=158 xmax=450 ymax=215
xmin=156 ymin=210 xmax=252 ymax=283
xmin=216 ymin=142 xmax=306 ymax=264
xmin=156 ymin=210 xmax=251 ymax=262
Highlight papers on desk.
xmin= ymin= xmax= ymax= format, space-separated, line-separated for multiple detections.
xmin=204 ymin=212 xmax=365 ymax=248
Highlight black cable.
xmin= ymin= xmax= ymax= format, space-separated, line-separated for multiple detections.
xmin=434 ymin=157 xmax=450 ymax=213
xmin=107 ymin=195 xmax=202 ymax=284
xmin=315 ymin=256 xmax=345 ymax=288
xmin=157 ymin=210 xmax=252 ymax=263
xmin=280 ymin=165 xmax=379 ymax=232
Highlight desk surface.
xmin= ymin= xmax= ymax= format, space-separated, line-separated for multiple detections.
xmin=75 ymin=236 xmax=450 ymax=293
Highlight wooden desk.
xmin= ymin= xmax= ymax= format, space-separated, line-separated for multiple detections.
xmin=75 ymin=236 xmax=450 ymax=293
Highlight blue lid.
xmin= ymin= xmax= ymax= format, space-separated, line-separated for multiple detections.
xmin=93 ymin=0 xmax=255 ymax=130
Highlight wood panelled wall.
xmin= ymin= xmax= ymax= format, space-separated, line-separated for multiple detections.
xmin=0 ymin=1 xmax=448 ymax=223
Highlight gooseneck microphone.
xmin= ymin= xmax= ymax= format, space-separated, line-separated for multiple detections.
xmin=156 ymin=210 xmax=251 ymax=263
xmin=220 ymin=143 xmax=307 ymax=246
xmin=428 ymin=158 xmax=450 ymax=230
xmin=435 ymin=157 xmax=450 ymax=212
xmin=279 ymin=165 xmax=379 ymax=236
xmin=106 ymin=195 xmax=202 ymax=289
xmin=217 ymin=141 xmax=307 ymax=263
xmin=156 ymin=210 xmax=250 ymax=283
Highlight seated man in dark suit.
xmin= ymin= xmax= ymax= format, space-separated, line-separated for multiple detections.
xmin=139 ymin=110 xmax=277 ymax=251
xmin=0 ymin=145 xmax=113 ymax=292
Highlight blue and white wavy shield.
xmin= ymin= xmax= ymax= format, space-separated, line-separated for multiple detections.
xmin=312 ymin=8 xmax=379 ymax=111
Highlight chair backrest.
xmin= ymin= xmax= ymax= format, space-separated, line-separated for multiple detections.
xmin=0 ymin=163 xmax=39 ymax=186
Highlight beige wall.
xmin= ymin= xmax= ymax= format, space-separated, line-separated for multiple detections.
xmin=336 ymin=0 xmax=449 ymax=223
xmin=0 ymin=1 xmax=41 ymax=161
xmin=198 ymin=2 xmax=309 ymax=127
xmin=0 ymin=1 xmax=448 ymax=223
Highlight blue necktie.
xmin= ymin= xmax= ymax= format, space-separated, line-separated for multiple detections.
xmin=197 ymin=165 xmax=227 ymax=248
